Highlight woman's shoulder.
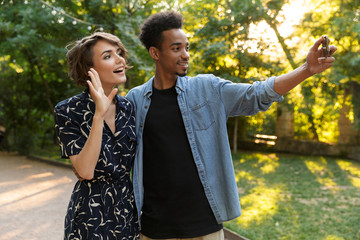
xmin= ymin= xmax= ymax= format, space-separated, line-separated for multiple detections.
xmin=116 ymin=95 xmax=134 ymax=113
xmin=54 ymin=90 xmax=90 ymax=113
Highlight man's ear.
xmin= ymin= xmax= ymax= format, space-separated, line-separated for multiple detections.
xmin=149 ymin=46 xmax=160 ymax=61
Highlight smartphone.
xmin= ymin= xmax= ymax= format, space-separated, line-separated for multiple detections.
xmin=322 ymin=35 xmax=330 ymax=57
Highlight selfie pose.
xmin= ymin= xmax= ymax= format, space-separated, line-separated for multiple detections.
xmin=54 ymin=32 xmax=139 ymax=239
xmin=126 ymin=11 xmax=337 ymax=240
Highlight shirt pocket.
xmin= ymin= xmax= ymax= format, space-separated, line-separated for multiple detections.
xmin=190 ymin=100 xmax=215 ymax=131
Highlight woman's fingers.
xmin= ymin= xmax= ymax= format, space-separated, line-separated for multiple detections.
xmin=87 ymin=80 xmax=94 ymax=92
xmin=88 ymin=68 xmax=101 ymax=89
xmin=108 ymin=88 xmax=118 ymax=102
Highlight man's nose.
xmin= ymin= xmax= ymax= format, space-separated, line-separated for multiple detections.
xmin=182 ymin=49 xmax=190 ymax=59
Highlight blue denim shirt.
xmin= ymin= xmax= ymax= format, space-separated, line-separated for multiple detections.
xmin=126 ymin=74 xmax=283 ymax=225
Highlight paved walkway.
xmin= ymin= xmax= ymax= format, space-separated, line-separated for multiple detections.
xmin=0 ymin=152 xmax=76 ymax=240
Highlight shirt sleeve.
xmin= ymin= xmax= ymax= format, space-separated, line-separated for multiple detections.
xmin=211 ymin=75 xmax=284 ymax=117
xmin=54 ymin=105 xmax=88 ymax=158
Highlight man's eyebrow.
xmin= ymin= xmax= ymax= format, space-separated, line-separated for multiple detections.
xmin=169 ymin=42 xmax=182 ymax=47
xmin=169 ymin=42 xmax=190 ymax=47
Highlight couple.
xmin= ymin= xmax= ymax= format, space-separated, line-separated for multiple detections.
xmin=54 ymin=11 xmax=336 ymax=240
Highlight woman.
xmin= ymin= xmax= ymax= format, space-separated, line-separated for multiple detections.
xmin=54 ymin=32 xmax=139 ymax=239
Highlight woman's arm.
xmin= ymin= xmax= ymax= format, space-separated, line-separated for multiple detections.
xmin=70 ymin=68 xmax=118 ymax=180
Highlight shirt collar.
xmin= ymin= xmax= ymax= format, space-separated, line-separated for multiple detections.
xmin=144 ymin=76 xmax=186 ymax=98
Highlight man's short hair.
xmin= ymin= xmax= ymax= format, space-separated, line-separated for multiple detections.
xmin=139 ymin=11 xmax=183 ymax=51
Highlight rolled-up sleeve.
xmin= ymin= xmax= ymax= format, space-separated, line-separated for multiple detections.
xmin=212 ymin=75 xmax=283 ymax=117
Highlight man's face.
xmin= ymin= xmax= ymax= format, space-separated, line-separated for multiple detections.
xmin=157 ymin=29 xmax=190 ymax=78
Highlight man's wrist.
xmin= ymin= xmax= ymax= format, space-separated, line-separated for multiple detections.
xmin=301 ymin=62 xmax=314 ymax=78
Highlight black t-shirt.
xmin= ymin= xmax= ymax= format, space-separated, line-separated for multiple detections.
xmin=141 ymin=85 xmax=222 ymax=238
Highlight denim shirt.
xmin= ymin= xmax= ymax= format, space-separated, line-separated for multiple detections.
xmin=126 ymin=74 xmax=283 ymax=225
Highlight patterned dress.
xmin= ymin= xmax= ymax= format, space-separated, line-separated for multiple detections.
xmin=54 ymin=89 xmax=139 ymax=240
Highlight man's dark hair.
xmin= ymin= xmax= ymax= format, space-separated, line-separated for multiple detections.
xmin=139 ymin=11 xmax=183 ymax=50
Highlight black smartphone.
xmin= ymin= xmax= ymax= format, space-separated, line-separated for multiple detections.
xmin=322 ymin=35 xmax=330 ymax=57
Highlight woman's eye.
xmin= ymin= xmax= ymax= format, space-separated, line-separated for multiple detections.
xmin=104 ymin=55 xmax=110 ymax=59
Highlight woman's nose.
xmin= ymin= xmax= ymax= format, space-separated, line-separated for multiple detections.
xmin=115 ymin=54 xmax=125 ymax=63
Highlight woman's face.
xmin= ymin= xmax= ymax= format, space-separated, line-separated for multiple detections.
xmin=91 ymin=39 xmax=127 ymax=91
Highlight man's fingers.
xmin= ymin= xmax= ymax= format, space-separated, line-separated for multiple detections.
xmin=318 ymin=56 xmax=335 ymax=64
xmin=329 ymin=45 xmax=337 ymax=56
xmin=309 ymin=36 xmax=325 ymax=52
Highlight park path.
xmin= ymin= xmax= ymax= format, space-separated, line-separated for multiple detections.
xmin=0 ymin=152 xmax=76 ymax=240
xmin=0 ymin=152 xmax=246 ymax=240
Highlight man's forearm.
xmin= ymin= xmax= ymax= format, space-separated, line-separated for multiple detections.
xmin=273 ymin=63 xmax=313 ymax=95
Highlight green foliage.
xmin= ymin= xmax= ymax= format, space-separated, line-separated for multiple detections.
xmin=182 ymin=0 xmax=281 ymax=81
xmin=1 ymin=0 xmax=359 ymax=152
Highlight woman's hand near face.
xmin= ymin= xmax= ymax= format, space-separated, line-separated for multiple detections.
xmin=87 ymin=68 xmax=118 ymax=117
xmin=69 ymin=68 xmax=118 ymax=180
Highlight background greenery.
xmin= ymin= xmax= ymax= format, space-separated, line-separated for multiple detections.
xmin=1 ymin=0 xmax=359 ymax=153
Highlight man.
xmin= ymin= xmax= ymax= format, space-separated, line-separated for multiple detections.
xmin=126 ymin=11 xmax=336 ymax=240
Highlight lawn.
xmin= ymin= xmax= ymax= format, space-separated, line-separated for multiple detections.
xmin=225 ymin=152 xmax=360 ymax=240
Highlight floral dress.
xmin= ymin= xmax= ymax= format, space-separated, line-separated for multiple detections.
xmin=54 ymin=89 xmax=139 ymax=240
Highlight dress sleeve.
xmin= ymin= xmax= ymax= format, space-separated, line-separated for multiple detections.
xmin=54 ymin=105 xmax=88 ymax=158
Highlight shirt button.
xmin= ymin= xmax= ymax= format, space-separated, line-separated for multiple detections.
xmin=144 ymin=106 xmax=148 ymax=109
xmin=140 ymin=124 xmax=143 ymax=128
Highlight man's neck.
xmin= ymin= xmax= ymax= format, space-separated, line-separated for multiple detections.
xmin=153 ymin=73 xmax=177 ymax=90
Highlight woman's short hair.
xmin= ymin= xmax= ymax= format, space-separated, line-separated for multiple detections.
xmin=139 ymin=11 xmax=183 ymax=51
xmin=66 ymin=32 xmax=130 ymax=87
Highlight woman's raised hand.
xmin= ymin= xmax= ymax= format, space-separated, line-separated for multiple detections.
xmin=87 ymin=68 xmax=118 ymax=116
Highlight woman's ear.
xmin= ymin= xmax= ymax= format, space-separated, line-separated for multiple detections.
xmin=149 ymin=46 xmax=160 ymax=61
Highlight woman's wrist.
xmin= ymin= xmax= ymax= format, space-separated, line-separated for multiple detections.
xmin=92 ymin=113 xmax=105 ymax=123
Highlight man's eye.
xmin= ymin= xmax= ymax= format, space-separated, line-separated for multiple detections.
xmin=104 ymin=55 xmax=110 ymax=59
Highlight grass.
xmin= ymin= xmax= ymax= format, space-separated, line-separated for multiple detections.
xmin=225 ymin=152 xmax=360 ymax=240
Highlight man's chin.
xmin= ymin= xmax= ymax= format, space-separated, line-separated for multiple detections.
xmin=177 ymin=72 xmax=187 ymax=77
